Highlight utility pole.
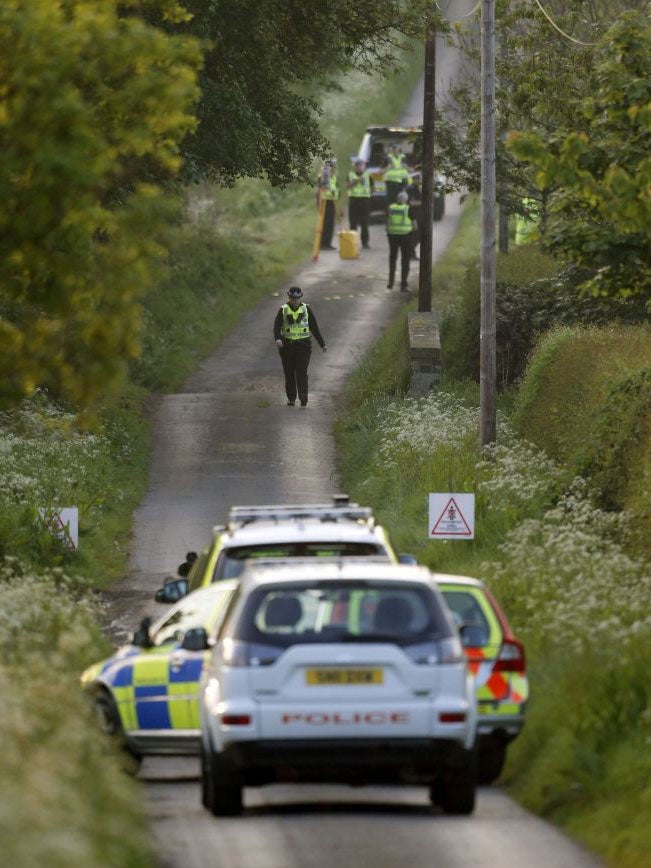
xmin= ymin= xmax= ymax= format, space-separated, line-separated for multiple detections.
xmin=480 ymin=0 xmax=497 ymax=447
xmin=419 ymin=30 xmax=436 ymax=313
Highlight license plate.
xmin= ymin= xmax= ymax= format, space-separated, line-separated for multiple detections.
xmin=306 ymin=668 xmax=383 ymax=685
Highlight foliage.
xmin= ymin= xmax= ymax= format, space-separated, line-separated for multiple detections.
xmin=508 ymin=13 xmax=651 ymax=298
xmin=0 ymin=562 xmax=152 ymax=867
xmin=436 ymin=0 xmax=609 ymax=217
xmin=514 ymin=324 xmax=651 ymax=557
xmin=442 ymin=249 xmax=648 ymax=386
xmin=0 ymin=391 xmax=148 ymax=581
xmin=143 ymin=0 xmax=441 ymax=186
xmin=0 ymin=0 xmax=201 ymax=414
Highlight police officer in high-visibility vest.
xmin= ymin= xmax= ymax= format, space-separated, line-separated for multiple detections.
xmin=386 ymin=190 xmax=413 ymax=292
xmin=382 ymin=145 xmax=410 ymax=207
xmin=274 ymin=286 xmax=327 ymax=407
xmin=347 ymin=158 xmax=372 ymax=249
xmin=316 ymin=159 xmax=340 ymax=250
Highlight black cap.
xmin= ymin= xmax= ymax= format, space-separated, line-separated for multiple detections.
xmin=287 ymin=286 xmax=303 ymax=299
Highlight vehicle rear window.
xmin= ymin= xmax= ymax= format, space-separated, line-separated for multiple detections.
xmin=214 ymin=543 xmax=388 ymax=580
xmin=440 ymin=590 xmax=492 ymax=647
xmin=229 ymin=581 xmax=452 ymax=647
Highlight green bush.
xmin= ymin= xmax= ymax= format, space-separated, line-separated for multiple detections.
xmin=0 ymin=563 xmax=152 ymax=867
xmin=442 ymin=255 xmax=649 ymax=387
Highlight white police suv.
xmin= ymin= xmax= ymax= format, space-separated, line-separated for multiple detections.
xmin=199 ymin=562 xmax=478 ymax=816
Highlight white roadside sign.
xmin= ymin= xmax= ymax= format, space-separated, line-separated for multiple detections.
xmin=39 ymin=507 xmax=79 ymax=550
xmin=429 ymin=493 xmax=475 ymax=540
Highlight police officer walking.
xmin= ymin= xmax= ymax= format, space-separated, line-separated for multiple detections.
xmin=274 ymin=286 xmax=327 ymax=407
xmin=386 ymin=190 xmax=413 ymax=292
xmin=347 ymin=158 xmax=372 ymax=249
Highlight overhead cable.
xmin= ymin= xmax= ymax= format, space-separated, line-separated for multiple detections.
xmin=532 ymin=0 xmax=597 ymax=46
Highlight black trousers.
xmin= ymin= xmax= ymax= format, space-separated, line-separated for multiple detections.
xmin=388 ymin=234 xmax=412 ymax=288
xmin=349 ymin=198 xmax=370 ymax=247
xmin=279 ymin=341 xmax=311 ymax=403
xmin=385 ymin=181 xmax=404 ymax=207
xmin=321 ymin=200 xmax=336 ymax=248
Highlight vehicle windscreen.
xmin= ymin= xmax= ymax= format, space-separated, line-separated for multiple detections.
xmin=214 ymin=543 xmax=388 ymax=580
xmin=229 ymin=581 xmax=452 ymax=647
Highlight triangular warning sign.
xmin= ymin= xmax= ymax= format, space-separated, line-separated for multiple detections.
xmin=431 ymin=497 xmax=472 ymax=537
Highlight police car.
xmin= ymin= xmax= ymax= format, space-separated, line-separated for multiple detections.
xmin=435 ymin=574 xmax=528 ymax=784
xmin=81 ymin=582 xmax=238 ymax=757
xmin=198 ymin=561 xmax=478 ymax=816
xmin=155 ymin=496 xmax=412 ymax=604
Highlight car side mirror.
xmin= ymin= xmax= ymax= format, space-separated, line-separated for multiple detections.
xmin=155 ymin=577 xmax=189 ymax=604
xmin=132 ymin=617 xmax=153 ymax=648
xmin=398 ymin=553 xmax=418 ymax=565
xmin=181 ymin=627 xmax=211 ymax=652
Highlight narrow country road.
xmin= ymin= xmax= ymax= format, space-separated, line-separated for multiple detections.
xmin=107 ymin=5 xmax=604 ymax=866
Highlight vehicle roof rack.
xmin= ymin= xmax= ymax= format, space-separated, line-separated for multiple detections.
xmin=226 ymin=495 xmax=375 ymax=530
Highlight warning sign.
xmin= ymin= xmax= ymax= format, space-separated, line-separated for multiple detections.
xmin=428 ymin=494 xmax=474 ymax=540
xmin=39 ymin=507 xmax=79 ymax=550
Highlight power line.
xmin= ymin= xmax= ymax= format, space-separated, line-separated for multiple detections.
xmin=532 ymin=0 xmax=598 ymax=47
xmin=436 ymin=0 xmax=481 ymax=20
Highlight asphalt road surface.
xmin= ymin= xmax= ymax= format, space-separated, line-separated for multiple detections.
xmin=108 ymin=5 xmax=604 ymax=865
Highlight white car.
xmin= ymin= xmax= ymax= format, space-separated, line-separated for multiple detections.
xmin=198 ymin=562 xmax=478 ymax=816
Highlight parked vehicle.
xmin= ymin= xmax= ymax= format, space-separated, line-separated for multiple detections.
xmin=354 ymin=125 xmax=445 ymax=220
xmin=81 ymin=582 xmax=238 ymax=757
xmin=199 ymin=561 xmax=478 ymax=816
xmin=434 ymin=574 xmax=528 ymax=784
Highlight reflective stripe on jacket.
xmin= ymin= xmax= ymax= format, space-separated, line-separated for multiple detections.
xmin=387 ymin=203 xmax=413 ymax=235
xmin=281 ymin=303 xmax=310 ymax=340
xmin=348 ymin=170 xmax=371 ymax=198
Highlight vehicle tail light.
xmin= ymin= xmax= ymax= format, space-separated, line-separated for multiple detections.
xmin=220 ymin=639 xmax=284 ymax=667
xmin=439 ymin=712 xmax=466 ymax=723
xmin=221 ymin=714 xmax=251 ymax=726
xmin=492 ymin=638 xmax=526 ymax=673
xmin=404 ymin=636 xmax=463 ymax=665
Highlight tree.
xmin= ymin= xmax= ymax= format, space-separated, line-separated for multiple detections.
xmin=0 ymin=0 xmax=201 ymax=413
xmin=143 ymin=0 xmax=437 ymax=186
xmin=508 ymin=13 xmax=651 ymax=299
xmin=435 ymin=1 xmax=645 ymax=225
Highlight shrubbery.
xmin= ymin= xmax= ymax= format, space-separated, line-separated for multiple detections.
xmin=442 ymin=247 xmax=649 ymax=387
xmin=0 ymin=561 xmax=151 ymax=867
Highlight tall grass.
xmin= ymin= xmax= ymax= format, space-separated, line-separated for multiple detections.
xmin=0 ymin=562 xmax=151 ymax=867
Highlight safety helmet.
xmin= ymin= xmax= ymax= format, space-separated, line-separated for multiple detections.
xmin=354 ymin=158 xmax=365 ymax=168
xmin=287 ymin=286 xmax=304 ymax=299
xmin=397 ymin=190 xmax=409 ymax=204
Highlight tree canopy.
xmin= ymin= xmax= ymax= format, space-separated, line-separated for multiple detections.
xmin=143 ymin=0 xmax=437 ymax=186
xmin=0 ymin=1 xmax=201 ymax=413
xmin=436 ymin=1 xmax=646 ymax=217
xmin=508 ymin=12 xmax=651 ymax=299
